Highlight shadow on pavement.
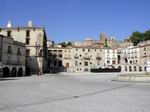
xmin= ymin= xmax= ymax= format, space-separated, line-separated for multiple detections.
xmin=0 ymin=78 xmax=18 ymax=81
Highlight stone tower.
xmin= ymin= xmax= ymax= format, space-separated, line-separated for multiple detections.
xmin=100 ymin=32 xmax=106 ymax=44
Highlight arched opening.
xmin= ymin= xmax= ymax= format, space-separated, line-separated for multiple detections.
xmin=125 ymin=58 xmax=128 ymax=63
xmin=125 ymin=66 xmax=127 ymax=71
xmin=129 ymin=66 xmax=132 ymax=72
xmin=58 ymin=60 xmax=62 ymax=67
xmin=144 ymin=66 xmax=146 ymax=71
xmin=84 ymin=68 xmax=89 ymax=72
xmin=18 ymin=67 xmax=23 ymax=77
xmin=3 ymin=67 xmax=10 ymax=77
xmin=11 ymin=67 xmax=17 ymax=77
xmin=54 ymin=60 xmax=57 ymax=67
xmin=58 ymin=54 xmax=62 ymax=58
xmin=139 ymin=66 xmax=142 ymax=71
xmin=39 ymin=49 xmax=43 ymax=56
xmin=53 ymin=54 xmax=57 ymax=59
xmin=118 ymin=66 xmax=121 ymax=71
xmin=134 ymin=66 xmax=136 ymax=71
xmin=26 ymin=66 xmax=31 ymax=76
xmin=118 ymin=55 xmax=121 ymax=64
xmin=48 ymin=59 xmax=51 ymax=67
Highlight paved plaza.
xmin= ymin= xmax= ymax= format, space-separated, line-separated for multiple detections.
xmin=0 ymin=73 xmax=150 ymax=112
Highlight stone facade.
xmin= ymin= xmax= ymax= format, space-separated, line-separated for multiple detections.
xmin=0 ymin=35 xmax=25 ymax=77
xmin=119 ymin=45 xmax=146 ymax=73
xmin=138 ymin=40 xmax=150 ymax=72
xmin=103 ymin=48 xmax=118 ymax=68
xmin=48 ymin=46 xmax=119 ymax=73
xmin=0 ymin=21 xmax=48 ymax=74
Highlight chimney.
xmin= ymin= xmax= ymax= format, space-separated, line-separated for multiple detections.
xmin=27 ymin=21 xmax=33 ymax=27
xmin=7 ymin=21 xmax=12 ymax=28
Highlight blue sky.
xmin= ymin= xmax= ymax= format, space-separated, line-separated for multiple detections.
xmin=0 ymin=0 xmax=150 ymax=43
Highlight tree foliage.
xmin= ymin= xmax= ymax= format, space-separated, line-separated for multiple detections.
xmin=60 ymin=42 xmax=72 ymax=47
xmin=129 ymin=30 xmax=150 ymax=46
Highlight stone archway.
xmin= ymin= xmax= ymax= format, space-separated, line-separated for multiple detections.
xmin=11 ymin=67 xmax=17 ymax=77
xmin=58 ymin=60 xmax=62 ymax=67
xmin=3 ymin=67 xmax=10 ymax=77
xmin=18 ymin=67 xmax=23 ymax=77
xmin=84 ymin=68 xmax=89 ymax=72
xmin=26 ymin=66 xmax=31 ymax=76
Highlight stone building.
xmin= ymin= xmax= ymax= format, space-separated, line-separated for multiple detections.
xmin=73 ymin=38 xmax=104 ymax=48
xmin=47 ymin=47 xmax=72 ymax=73
xmin=138 ymin=40 xmax=150 ymax=72
xmin=119 ymin=46 xmax=145 ymax=72
xmin=0 ymin=35 xmax=25 ymax=77
xmin=103 ymin=48 xmax=118 ymax=68
xmin=71 ymin=47 xmax=105 ymax=72
xmin=47 ymin=45 xmax=119 ymax=73
xmin=0 ymin=21 xmax=48 ymax=74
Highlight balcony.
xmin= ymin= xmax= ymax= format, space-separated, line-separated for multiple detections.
xmin=84 ymin=57 xmax=90 ymax=60
xmin=96 ymin=57 xmax=101 ymax=60
xmin=143 ymin=55 xmax=147 ymax=58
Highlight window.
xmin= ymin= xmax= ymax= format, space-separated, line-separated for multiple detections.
xmin=112 ymin=60 xmax=116 ymax=64
xmin=125 ymin=66 xmax=127 ymax=71
xmin=130 ymin=61 xmax=132 ymax=64
xmin=75 ymin=61 xmax=78 ymax=66
xmin=88 ymin=49 xmax=90 ymax=52
xmin=26 ymin=49 xmax=30 ymax=56
xmin=17 ymin=48 xmax=21 ymax=55
xmin=107 ymin=60 xmax=110 ymax=64
xmin=7 ymin=31 xmax=11 ymax=37
xmin=134 ymin=66 xmax=136 ymax=71
xmin=26 ymin=30 xmax=30 ymax=37
xmin=83 ymin=49 xmax=85 ymax=52
xmin=129 ymin=66 xmax=132 ymax=71
xmin=39 ymin=50 xmax=43 ymax=56
xmin=84 ymin=61 xmax=88 ymax=66
xmin=26 ymin=38 xmax=30 ymax=45
xmin=97 ymin=61 xmax=100 ymax=65
xmin=139 ymin=66 xmax=142 ymax=71
xmin=79 ymin=62 xmax=82 ymax=65
xmin=66 ymin=63 xmax=69 ymax=67
xmin=7 ymin=46 xmax=12 ymax=54
xmin=80 ymin=54 xmax=82 ymax=57
xmin=58 ymin=54 xmax=62 ymax=58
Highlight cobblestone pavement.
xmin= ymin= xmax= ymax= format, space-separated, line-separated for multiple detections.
xmin=0 ymin=73 xmax=150 ymax=112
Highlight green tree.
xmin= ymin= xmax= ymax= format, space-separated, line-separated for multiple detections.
xmin=129 ymin=31 xmax=142 ymax=46
xmin=67 ymin=42 xmax=72 ymax=46
xmin=144 ymin=30 xmax=150 ymax=41
xmin=60 ymin=42 xmax=67 ymax=47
